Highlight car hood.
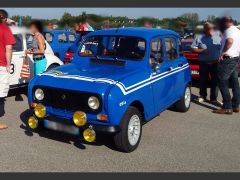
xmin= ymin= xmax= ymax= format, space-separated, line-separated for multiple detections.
xmin=34 ymin=63 xmax=141 ymax=95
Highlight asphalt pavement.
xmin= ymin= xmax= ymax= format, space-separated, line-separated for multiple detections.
xmin=0 ymin=86 xmax=239 ymax=172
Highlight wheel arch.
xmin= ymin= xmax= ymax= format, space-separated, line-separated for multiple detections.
xmin=129 ymin=100 xmax=145 ymax=121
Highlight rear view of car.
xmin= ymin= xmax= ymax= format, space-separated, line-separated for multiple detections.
xmin=44 ymin=30 xmax=76 ymax=61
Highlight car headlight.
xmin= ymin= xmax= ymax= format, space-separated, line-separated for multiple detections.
xmin=88 ymin=96 xmax=100 ymax=110
xmin=35 ymin=88 xmax=44 ymax=101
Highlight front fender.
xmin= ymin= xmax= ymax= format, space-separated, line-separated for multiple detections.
xmin=27 ymin=76 xmax=39 ymax=107
xmin=106 ymin=82 xmax=154 ymax=126
xmin=45 ymin=54 xmax=63 ymax=69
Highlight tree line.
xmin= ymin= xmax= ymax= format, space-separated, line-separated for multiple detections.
xmin=11 ymin=12 xmax=239 ymax=32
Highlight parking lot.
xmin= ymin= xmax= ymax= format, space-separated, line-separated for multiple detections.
xmin=0 ymin=86 xmax=240 ymax=172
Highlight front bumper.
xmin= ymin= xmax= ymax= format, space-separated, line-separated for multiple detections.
xmin=37 ymin=115 xmax=120 ymax=134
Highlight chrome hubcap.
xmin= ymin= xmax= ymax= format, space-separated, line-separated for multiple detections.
xmin=184 ymin=87 xmax=191 ymax=108
xmin=128 ymin=115 xmax=141 ymax=146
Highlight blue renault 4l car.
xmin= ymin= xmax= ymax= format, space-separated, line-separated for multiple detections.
xmin=43 ymin=30 xmax=76 ymax=60
xmin=27 ymin=28 xmax=192 ymax=152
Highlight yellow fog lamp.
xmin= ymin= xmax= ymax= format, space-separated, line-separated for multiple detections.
xmin=73 ymin=111 xmax=87 ymax=127
xmin=34 ymin=104 xmax=46 ymax=118
xmin=83 ymin=128 xmax=96 ymax=142
xmin=28 ymin=116 xmax=38 ymax=129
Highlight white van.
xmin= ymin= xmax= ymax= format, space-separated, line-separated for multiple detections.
xmin=9 ymin=26 xmax=63 ymax=89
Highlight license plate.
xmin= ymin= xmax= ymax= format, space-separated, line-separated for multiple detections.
xmin=191 ymin=70 xmax=199 ymax=75
xmin=44 ymin=120 xmax=80 ymax=136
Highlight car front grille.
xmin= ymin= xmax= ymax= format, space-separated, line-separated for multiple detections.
xmin=33 ymin=86 xmax=102 ymax=114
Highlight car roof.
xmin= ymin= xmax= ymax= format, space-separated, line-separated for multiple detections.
xmin=88 ymin=27 xmax=179 ymax=39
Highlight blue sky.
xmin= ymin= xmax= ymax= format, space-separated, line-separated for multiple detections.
xmin=3 ymin=8 xmax=240 ymax=21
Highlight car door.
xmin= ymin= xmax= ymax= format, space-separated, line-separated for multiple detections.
xmin=9 ymin=33 xmax=25 ymax=87
xmin=150 ymin=37 xmax=176 ymax=113
xmin=44 ymin=32 xmax=59 ymax=57
xmin=164 ymin=36 xmax=185 ymax=100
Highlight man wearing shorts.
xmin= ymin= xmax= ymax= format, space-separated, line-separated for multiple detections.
xmin=0 ymin=9 xmax=16 ymax=129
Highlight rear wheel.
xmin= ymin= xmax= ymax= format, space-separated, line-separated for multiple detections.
xmin=173 ymin=86 xmax=191 ymax=112
xmin=114 ymin=107 xmax=142 ymax=153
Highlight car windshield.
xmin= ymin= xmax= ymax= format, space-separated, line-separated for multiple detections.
xmin=79 ymin=35 xmax=146 ymax=61
xmin=12 ymin=34 xmax=23 ymax=52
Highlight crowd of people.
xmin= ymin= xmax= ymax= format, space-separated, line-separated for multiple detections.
xmin=73 ymin=16 xmax=94 ymax=32
xmin=0 ymin=8 xmax=239 ymax=130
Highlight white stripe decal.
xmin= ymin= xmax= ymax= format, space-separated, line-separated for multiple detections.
xmin=40 ymin=64 xmax=189 ymax=95
xmin=118 ymin=63 xmax=189 ymax=91
xmin=117 ymin=65 xmax=189 ymax=95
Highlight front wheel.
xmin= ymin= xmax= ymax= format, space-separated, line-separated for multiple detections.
xmin=114 ymin=107 xmax=142 ymax=153
xmin=173 ymin=86 xmax=191 ymax=112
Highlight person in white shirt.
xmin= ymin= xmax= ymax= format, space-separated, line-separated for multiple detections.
xmin=213 ymin=16 xmax=240 ymax=115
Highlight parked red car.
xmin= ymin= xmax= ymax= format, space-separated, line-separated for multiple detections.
xmin=181 ymin=38 xmax=240 ymax=79
xmin=181 ymin=39 xmax=200 ymax=79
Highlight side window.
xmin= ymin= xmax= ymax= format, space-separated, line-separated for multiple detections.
xmin=69 ymin=34 xmax=76 ymax=43
xmin=12 ymin=34 xmax=23 ymax=52
xmin=44 ymin=32 xmax=53 ymax=43
xmin=26 ymin=34 xmax=34 ymax=49
xmin=58 ymin=33 xmax=68 ymax=43
xmin=165 ymin=37 xmax=178 ymax=60
xmin=150 ymin=37 xmax=163 ymax=64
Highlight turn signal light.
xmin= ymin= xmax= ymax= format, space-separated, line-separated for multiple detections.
xmin=97 ymin=114 xmax=108 ymax=121
xmin=83 ymin=128 xmax=96 ymax=142
xmin=34 ymin=104 xmax=46 ymax=118
xmin=73 ymin=111 xmax=87 ymax=127
xmin=31 ymin=103 xmax=37 ymax=108
xmin=28 ymin=116 xmax=38 ymax=129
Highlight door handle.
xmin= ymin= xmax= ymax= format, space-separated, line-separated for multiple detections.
xmin=168 ymin=67 xmax=173 ymax=71
xmin=178 ymin=63 xmax=183 ymax=67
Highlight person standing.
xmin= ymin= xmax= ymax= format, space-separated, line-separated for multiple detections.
xmin=213 ymin=16 xmax=240 ymax=114
xmin=0 ymin=9 xmax=16 ymax=129
xmin=191 ymin=22 xmax=222 ymax=105
xmin=25 ymin=20 xmax=47 ymax=75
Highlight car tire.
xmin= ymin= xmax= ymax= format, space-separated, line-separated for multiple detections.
xmin=114 ymin=106 xmax=143 ymax=153
xmin=173 ymin=86 xmax=191 ymax=112
xmin=46 ymin=64 xmax=59 ymax=71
